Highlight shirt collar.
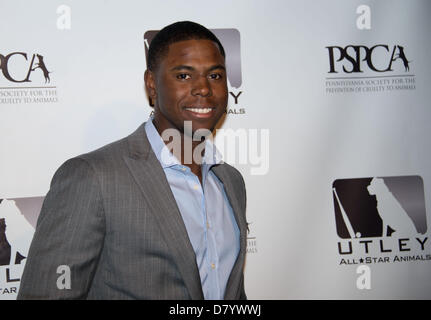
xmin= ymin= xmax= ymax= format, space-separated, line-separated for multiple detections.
xmin=145 ymin=117 xmax=179 ymax=168
xmin=202 ymin=135 xmax=223 ymax=167
xmin=144 ymin=116 xmax=223 ymax=169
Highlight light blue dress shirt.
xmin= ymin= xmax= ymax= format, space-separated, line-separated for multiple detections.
xmin=144 ymin=119 xmax=240 ymax=300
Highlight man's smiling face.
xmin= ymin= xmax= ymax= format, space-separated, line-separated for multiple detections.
xmin=146 ymin=39 xmax=228 ymax=136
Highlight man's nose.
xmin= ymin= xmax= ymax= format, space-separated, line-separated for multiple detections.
xmin=191 ymin=76 xmax=211 ymax=97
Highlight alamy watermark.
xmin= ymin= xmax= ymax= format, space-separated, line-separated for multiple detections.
xmin=161 ymin=121 xmax=269 ymax=175
xmin=56 ymin=265 xmax=71 ymax=290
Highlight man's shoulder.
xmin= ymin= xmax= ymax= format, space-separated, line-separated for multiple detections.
xmin=57 ymin=122 xmax=147 ymax=174
xmin=79 ymin=135 xmax=129 ymax=163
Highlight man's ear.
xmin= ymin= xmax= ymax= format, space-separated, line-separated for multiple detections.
xmin=144 ymin=69 xmax=156 ymax=107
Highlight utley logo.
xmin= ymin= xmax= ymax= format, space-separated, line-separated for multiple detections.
xmin=143 ymin=28 xmax=245 ymax=115
xmin=332 ymin=176 xmax=430 ymax=266
xmin=0 ymin=197 xmax=42 ymax=298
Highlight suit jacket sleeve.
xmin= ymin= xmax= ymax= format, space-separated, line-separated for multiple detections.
xmin=17 ymin=157 xmax=106 ymax=299
xmin=227 ymin=165 xmax=248 ymax=300
xmin=239 ymin=170 xmax=247 ymax=300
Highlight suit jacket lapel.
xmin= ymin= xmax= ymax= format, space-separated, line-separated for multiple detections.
xmin=211 ymin=165 xmax=247 ymax=300
xmin=123 ymin=123 xmax=204 ymax=300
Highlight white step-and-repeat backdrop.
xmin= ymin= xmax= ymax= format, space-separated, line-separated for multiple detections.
xmin=1 ymin=0 xmax=430 ymax=299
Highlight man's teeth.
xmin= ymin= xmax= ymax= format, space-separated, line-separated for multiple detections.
xmin=185 ymin=107 xmax=213 ymax=114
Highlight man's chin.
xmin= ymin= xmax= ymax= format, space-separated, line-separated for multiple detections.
xmin=179 ymin=118 xmax=217 ymax=134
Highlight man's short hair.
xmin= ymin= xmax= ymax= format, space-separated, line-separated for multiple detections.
xmin=147 ymin=21 xmax=225 ymax=71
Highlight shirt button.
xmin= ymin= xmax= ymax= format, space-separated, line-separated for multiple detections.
xmin=193 ymin=185 xmax=199 ymax=190
xmin=211 ymin=263 xmax=215 ymax=269
xmin=206 ymin=222 xmax=210 ymax=229
xmin=181 ymin=167 xmax=187 ymax=171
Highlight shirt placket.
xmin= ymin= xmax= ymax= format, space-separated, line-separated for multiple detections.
xmin=201 ymin=167 xmax=221 ymax=299
xmin=182 ymin=165 xmax=221 ymax=299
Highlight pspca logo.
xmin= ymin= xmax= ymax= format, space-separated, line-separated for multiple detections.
xmin=332 ymin=176 xmax=430 ymax=266
xmin=0 ymin=52 xmax=58 ymax=105
xmin=325 ymin=44 xmax=416 ymax=94
xmin=143 ymin=28 xmax=245 ymax=115
xmin=0 ymin=52 xmax=51 ymax=83
xmin=326 ymin=45 xmax=411 ymax=74
xmin=0 ymin=197 xmax=42 ymax=299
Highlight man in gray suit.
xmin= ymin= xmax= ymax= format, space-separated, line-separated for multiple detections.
xmin=18 ymin=21 xmax=247 ymax=300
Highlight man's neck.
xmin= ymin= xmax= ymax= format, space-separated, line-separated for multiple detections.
xmin=153 ymin=121 xmax=206 ymax=183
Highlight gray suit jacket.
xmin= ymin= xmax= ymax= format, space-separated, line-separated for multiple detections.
xmin=17 ymin=122 xmax=247 ymax=300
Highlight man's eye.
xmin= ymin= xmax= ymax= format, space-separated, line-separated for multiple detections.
xmin=177 ymin=74 xmax=191 ymax=80
xmin=209 ymin=73 xmax=222 ymax=80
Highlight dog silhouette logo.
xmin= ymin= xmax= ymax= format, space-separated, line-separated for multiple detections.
xmin=394 ymin=46 xmax=411 ymax=72
xmin=332 ymin=176 xmax=426 ymax=239
xmin=367 ymin=178 xmax=417 ymax=236
xmin=31 ymin=54 xmax=51 ymax=83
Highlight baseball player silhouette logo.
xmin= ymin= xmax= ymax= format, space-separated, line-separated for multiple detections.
xmin=0 ymin=199 xmax=34 ymax=266
xmin=332 ymin=176 xmax=426 ymax=239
